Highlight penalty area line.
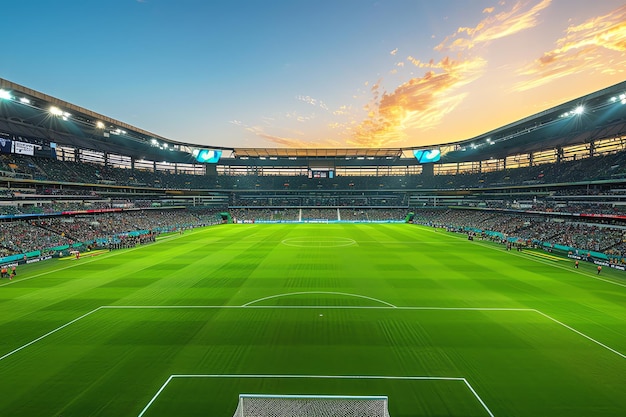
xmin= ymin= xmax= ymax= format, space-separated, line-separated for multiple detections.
xmin=137 ymin=374 xmax=494 ymax=417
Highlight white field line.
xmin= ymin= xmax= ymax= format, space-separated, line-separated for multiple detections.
xmin=532 ymin=309 xmax=626 ymax=359
xmin=138 ymin=374 xmax=492 ymax=417
xmin=418 ymin=225 xmax=626 ymax=289
xmin=1 ymin=305 xmax=623 ymax=368
xmin=0 ymin=307 xmax=102 ymax=361
xmin=461 ymin=378 xmax=495 ymax=417
xmin=0 ymin=229 xmax=198 ymax=288
xmin=137 ymin=374 xmax=176 ymax=417
xmin=243 ymin=291 xmax=397 ymax=308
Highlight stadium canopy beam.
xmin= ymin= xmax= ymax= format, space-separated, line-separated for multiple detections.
xmin=233 ymin=148 xmax=403 ymax=159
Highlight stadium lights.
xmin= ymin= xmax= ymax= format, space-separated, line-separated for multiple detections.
xmin=49 ymin=106 xmax=63 ymax=116
xmin=0 ymin=89 xmax=12 ymax=100
xmin=19 ymin=97 xmax=30 ymax=104
xmin=96 ymin=121 xmax=105 ymax=129
xmin=573 ymin=105 xmax=584 ymax=115
xmin=49 ymin=106 xmax=71 ymax=120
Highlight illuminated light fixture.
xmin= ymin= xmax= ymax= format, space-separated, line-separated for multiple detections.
xmin=0 ymin=89 xmax=12 ymax=100
xmin=49 ymin=106 xmax=63 ymax=116
xmin=19 ymin=97 xmax=30 ymax=104
xmin=573 ymin=105 xmax=584 ymax=115
xmin=619 ymin=93 xmax=626 ymax=100
xmin=96 ymin=121 xmax=105 ymax=129
xmin=151 ymin=138 xmax=159 ymax=145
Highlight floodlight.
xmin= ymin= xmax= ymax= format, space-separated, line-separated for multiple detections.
xmin=96 ymin=121 xmax=105 ymax=129
xmin=573 ymin=105 xmax=584 ymax=115
xmin=0 ymin=89 xmax=12 ymax=100
xmin=49 ymin=106 xmax=63 ymax=116
xmin=619 ymin=93 xmax=625 ymax=100
xmin=19 ymin=97 xmax=30 ymax=104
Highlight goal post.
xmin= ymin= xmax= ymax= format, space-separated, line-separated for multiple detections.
xmin=232 ymin=394 xmax=391 ymax=417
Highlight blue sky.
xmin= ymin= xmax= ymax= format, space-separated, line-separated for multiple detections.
xmin=3 ymin=0 xmax=625 ymax=149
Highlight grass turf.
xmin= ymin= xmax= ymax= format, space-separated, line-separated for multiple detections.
xmin=0 ymin=223 xmax=624 ymax=417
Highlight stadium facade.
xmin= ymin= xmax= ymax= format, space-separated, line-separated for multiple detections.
xmin=2 ymin=77 xmax=626 ymax=264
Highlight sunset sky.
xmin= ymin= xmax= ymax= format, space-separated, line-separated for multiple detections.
xmin=3 ymin=0 xmax=626 ymax=149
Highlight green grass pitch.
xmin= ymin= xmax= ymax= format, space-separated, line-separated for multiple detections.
xmin=0 ymin=223 xmax=624 ymax=417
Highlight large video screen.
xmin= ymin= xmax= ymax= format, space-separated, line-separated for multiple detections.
xmin=413 ymin=149 xmax=441 ymax=163
xmin=193 ymin=149 xmax=222 ymax=163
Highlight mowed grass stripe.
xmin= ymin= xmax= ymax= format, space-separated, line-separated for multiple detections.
xmin=1 ymin=307 xmax=624 ymax=417
xmin=0 ymin=223 xmax=624 ymax=417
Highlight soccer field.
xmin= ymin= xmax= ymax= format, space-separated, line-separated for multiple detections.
xmin=0 ymin=223 xmax=624 ymax=417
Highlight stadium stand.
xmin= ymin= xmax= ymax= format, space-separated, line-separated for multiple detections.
xmin=1 ymin=77 xmax=626 ymax=267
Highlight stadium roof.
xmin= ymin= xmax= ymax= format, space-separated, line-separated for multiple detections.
xmin=439 ymin=80 xmax=626 ymax=163
xmin=1 ymin=77 xmax=626 ymax=166
xmin=233 ymin=148 xmax=403 ymax=158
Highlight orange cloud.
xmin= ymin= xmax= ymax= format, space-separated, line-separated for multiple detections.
xmin=347 ymin=57 xmax=486 ymax=147
xmin=514 ymin=4 xmax=626 ymax=91
xmin=436 ymin=0 xmax=551 ymax=51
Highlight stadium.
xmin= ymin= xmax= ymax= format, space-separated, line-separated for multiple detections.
xmin=0 ymin=76 xmax=625 ymax=417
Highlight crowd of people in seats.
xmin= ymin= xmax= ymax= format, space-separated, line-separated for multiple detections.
xmin=228 ymin=208 xmax=408 ymax=222
xmin=3 ymin=148 xmax=626 ymax=190
xmin=412 ymin=209 xmax=626 ymax=264
xmin=0 ymin=208 xmax=224 ymax=258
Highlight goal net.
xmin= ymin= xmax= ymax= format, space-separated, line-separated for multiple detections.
xmin=232 ymin=394 xmax=391 ymax=417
